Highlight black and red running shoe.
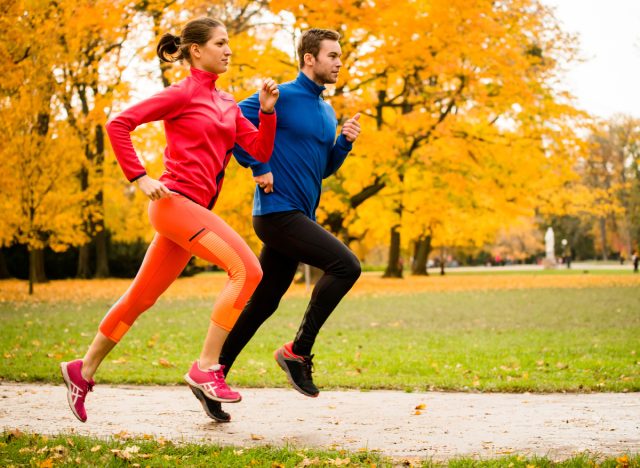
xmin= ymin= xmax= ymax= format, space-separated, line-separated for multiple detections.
xmin=274 ymin=342 xmax=319 ymax=397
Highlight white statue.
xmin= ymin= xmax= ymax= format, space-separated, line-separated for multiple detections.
xmin=544 ymin=227 xmax=555 ymax=262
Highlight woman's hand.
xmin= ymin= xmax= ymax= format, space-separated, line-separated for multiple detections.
xmin=259 ymin=78 xmax=280 ymax=114
xmin=136 ymin=175 xmax=173 ymax=201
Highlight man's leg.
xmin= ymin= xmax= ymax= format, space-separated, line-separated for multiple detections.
xmin=219 ymin=241 xmax=299 ymax=372
xmin=258 ymin=212 xmax=361 ymax=396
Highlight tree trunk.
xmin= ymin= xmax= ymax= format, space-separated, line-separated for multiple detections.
xmin=439 ymin=246 xmax=446 ymax=276
xmin=77 ymin=243 xmax=92 ymax=278
xmin=411 ymin=235 xmax=431 ymax=276
xmin=599 ymin=217 xmax=608 ymax=260
xmin=0 ymin=249 xmax=11 ymax=279
xmin=28 ymin=248 xmax=47 ymax=294
xmin=294 ymin=264 xmax=323 ymax=285
xmin=93 ymin=123 xmax=109 ymax=277
xmin=383 ymin=225 xmax=403 ymax=278
xmin=94 ymin=227 xmax=109 ymax=278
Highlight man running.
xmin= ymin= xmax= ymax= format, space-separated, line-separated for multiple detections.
xmin=191 ymin=28 xmax=361 ymax=422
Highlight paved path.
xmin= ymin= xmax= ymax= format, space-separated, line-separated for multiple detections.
xmin=2 ymin=384 xmax=639 ymax=460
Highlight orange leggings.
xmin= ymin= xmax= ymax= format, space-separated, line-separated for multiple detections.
xmin=99 ymin=195 xmax=262 ymax=343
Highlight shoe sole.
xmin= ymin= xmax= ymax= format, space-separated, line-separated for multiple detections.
xmin=183 ymin=374 xmax=242 ymax=403
xmin=60 ymin=362 xmax=86 ymax=423
xmin=189 ymin=385 xmax=231 ymax=422
xmin=274 ymin=349 xmax=319 ymax=398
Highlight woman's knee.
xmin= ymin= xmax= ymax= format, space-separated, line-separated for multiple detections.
xmin=235 ymin=256 xmax=262 ymax=290
xmin=245 ymin=262 xmax=263 ymax=288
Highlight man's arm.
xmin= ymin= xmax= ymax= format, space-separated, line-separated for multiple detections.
xmin=324 ymin=113 xmax=360 ymax=178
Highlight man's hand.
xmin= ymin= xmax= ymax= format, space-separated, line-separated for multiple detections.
xmin=259 ymin=79 xmax=280 ymax=114
xmin=342 ymin=113 xmax=361 ymax=142
xmin=136 ymin=175 xmax=172 ymax=201
xmin=254 ymin=172 xmax=274 ymax=193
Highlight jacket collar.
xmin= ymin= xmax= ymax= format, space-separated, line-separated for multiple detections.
xmin=296 ymin=71 xmax=326 ymax=96
xmin=190 ymin=67 xmax=219 ymax=86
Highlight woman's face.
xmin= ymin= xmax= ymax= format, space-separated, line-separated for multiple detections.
xmin=191 ymin=27 xmax=232 ymax=74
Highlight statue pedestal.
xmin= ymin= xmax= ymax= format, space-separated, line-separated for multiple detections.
xmin=542 ymin=257 xmax=557 ymax=269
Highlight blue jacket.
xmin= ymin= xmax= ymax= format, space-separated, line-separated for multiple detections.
xmin=234 ymin=71 xmax=353 ymax=220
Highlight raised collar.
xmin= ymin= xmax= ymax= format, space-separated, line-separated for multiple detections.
xmin=296 ymin=71 xmax=326 ymax=96
xmin=190 ymin=67 xmax=219 ymax=86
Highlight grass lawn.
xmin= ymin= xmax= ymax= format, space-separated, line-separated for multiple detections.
xmin=1 ymin=273 xmax=638 ymax=392
xmin=1 ymin=431 xmax=638 ymax=467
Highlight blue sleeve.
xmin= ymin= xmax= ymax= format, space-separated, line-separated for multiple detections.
xmin=233 ymin=92 xmax=272 ymax=176
xmin=324 ymin=133 xmax=353 ymax=178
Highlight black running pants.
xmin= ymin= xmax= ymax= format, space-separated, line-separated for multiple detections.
xmin=220 ymin=210 xmax=361 ymax=374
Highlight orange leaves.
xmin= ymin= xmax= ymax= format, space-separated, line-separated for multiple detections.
xmin=4 ymin=272 xmax=638 ymax=304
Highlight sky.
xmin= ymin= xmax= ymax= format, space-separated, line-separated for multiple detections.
xmin=542 ymin=0 xmax=640 ymax=119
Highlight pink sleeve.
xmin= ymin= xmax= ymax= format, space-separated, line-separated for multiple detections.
xmin=234 ymin=107 xmax=277 ymax=163
xmin=105 ymin=84 xmax=190 ymax=182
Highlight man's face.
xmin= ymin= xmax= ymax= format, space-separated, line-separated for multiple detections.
xmin=308 ymin=40 xmax=342 ymax=84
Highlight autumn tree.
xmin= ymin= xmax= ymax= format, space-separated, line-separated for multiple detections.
xmin=578 ymin=115 xmax=640 ymax=259
xmin=270 ymin=0 xmax=582 ymax=277
xmin=53 ymin=0 xmax=134 ymax=278
xmin=0 ymin=0 xmax=86 ymax=292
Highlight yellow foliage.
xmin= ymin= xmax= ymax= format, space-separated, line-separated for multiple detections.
xmin=2 ymin=272 xmax=639 ymax=303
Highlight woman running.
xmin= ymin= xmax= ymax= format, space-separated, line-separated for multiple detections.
xmin=60 ymin=17 xmax=279 ymax=423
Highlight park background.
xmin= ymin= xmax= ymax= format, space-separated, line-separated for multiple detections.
xmin=1 ymin=1 xmax=640 ymax=465
xmin=1 ymin=0 xmax=639 ymax=290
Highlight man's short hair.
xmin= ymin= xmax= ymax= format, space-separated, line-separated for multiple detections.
xmin=297 ymin=29 xmax=341 ymax=68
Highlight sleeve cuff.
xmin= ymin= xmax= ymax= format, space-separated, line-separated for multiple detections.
xmin=336 ymin=133 xmax=353 ymax=151
xmin=251 ymin=165 xmax=272 ymax=177
xmin=129 ymin=172 xmax=147 ymax=183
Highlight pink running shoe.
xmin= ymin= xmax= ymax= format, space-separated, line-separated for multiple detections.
xmin=60 ymin=359 xmax=94 ymax=423
xmin=184 ymin=361 xmax=241 ymax=403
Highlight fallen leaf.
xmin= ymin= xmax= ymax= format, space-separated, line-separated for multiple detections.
xmin=124 ymin=445 xmax=140 ymax=454
xmin=8 ymin=428 xmax=24 ymax=440
xmin=415 ymin=403 xmax=426 ymax=410
xmin=326 ymin=458 xmax=352 ymax=466
xmin=250 ymin=434 xmax=264 ymax=440
xmin=90 ymin=445 xmax=102 ymax=452
xmin=414 ymin=410 xmax=422 ymax=415
xmin=158 ymin=358 xmax=174 ymax=368
xmin=39 ymin=459 xmax=53 ymax=468
xmin=617 ymin=455 xmax=629 ymax=468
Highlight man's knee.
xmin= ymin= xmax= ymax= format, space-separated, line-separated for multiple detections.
xmin=341 ymin=253 xmax=361 ymax=282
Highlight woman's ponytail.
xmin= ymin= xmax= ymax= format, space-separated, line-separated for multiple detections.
xmin=157 ymin=33 xmax=183 ymax=63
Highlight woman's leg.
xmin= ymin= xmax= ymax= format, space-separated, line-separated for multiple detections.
xmin=87 ymin=234 xmax=191 ymax=377
xmin=149 ymin=195 xmax=263 ymax=401
xmin=62 ymin=233 xmax=190 ymax=422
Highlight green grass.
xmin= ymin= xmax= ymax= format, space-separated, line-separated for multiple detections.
xmin=1 ymin=286 xmax=638 ymax=392
xmin=1 ymin=431 xmax=638 ymax=467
